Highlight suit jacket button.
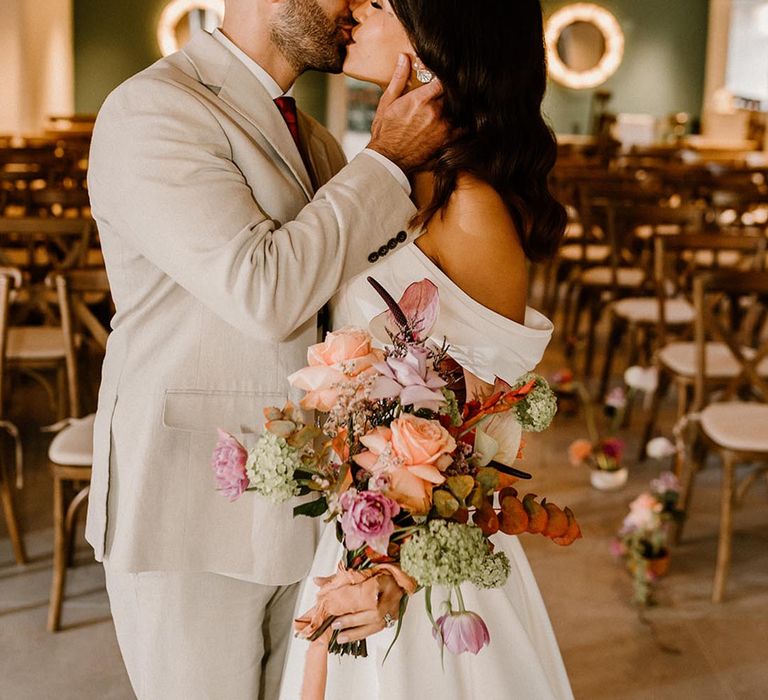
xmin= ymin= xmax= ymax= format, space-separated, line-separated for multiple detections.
xmin=378 ymin=245 xmax=389 ymax=257
xmin=387 ymin=238 xmax=398 ymax=250
xmin=368 ymin=251 xmax=379 ymax=263
xmin=396 ymin=231 xmax=407 ymax=243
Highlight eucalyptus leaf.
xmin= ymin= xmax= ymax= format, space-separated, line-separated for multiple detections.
xmin=476 ymin=467 xmax=500 ymax=494
xmin=446 ymin=475 xmax=475 ymax=502
xmin=433 ymin=490 xmax=460 ymax=518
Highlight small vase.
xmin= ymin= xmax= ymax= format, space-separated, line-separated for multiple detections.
xmin=646 ymin=550 xmax=671 ymax=578
xmin=590 ymin=467 xmax=629 ymax=491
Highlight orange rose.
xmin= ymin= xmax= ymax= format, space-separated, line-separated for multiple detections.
xmin=353 ymin=416 xmax=456 ymax=515
xmin=288 ymin=327 xmax=383 ymax=411
xmin=568 ymin=439 xmax=593 ymax=467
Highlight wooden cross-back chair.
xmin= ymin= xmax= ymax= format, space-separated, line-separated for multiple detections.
xmin=0 ymin=268 xmax=27 ymax=565
xmin=678 ymin=270 xmax=768 ymax=602
xmin=563 ymin=184 xmax=673 ymax=377
xmin=638 ymin=233 xmax=768 ymax=460
xmin=597 ymin=205 xmax=708 ymax=399
xmin=0 ymin=217 xmax=94 ymax=277
xmin=46 ymin=267 xmax=111 ymax=632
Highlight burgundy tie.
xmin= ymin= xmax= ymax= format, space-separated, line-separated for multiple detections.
xmin=273 ymin=96 xmax=302 ymax=152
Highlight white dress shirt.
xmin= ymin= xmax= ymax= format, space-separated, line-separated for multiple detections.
xmin=212 ymin=29 xmax=410 ymax=193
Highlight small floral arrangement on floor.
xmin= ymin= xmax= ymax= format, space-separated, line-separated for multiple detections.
xmin=611 ymin=471 xmax=684 ymax=605
xmin=211 ymin=278 xmax=580 ymax=661
xmin=567 ymin=379 xmax=632 ymax=489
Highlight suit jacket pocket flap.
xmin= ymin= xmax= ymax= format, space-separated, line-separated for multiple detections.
xmin=162 ymin=390 xmax=286 ymax=435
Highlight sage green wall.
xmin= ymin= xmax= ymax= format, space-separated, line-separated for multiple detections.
xmin=541 ymin=0 xmax=710 ymax=134
xmin=73 ymin=0 xmax=328 ymax=122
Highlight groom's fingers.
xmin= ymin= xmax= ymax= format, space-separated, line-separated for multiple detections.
xmin=378 ymin=54 xmax=411 ymax=111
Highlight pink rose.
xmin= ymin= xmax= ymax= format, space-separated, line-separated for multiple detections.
xmin=600 ymin=438 xmax=625 ymax=463
xmin=433 ymin=611 xmax=490 ymax=655
xmin=370 ymin=347 xmax=447 ymax=412
xmin=339 ymin=489 xmax=400 ymax=555
xmin=288 ymin=327 xmax=383 ymax=411
xmin=621 ymin=492 xmax=662 ymax=533
xmin=211 ymin=429 xmax=249 ymax=501
xmin=353 ymin=416 xmax=455 ymax=515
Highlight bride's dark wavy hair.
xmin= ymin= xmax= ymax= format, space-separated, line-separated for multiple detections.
xmin=388 ymin=0 xmax=566 ymax=261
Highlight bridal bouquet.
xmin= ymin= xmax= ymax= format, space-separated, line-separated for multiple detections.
xmin=212 ymin=278 xmax=580 ymax=658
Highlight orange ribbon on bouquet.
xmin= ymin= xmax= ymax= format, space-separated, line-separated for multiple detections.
xmin=294 ymin=562 xmax=417 ymax=700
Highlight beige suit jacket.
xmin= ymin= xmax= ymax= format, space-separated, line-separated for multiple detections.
xmin=85 ymin=31 xmax=416 ymax=584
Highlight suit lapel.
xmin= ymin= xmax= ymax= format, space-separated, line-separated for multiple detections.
xmin=182 ymin=32 xmax=314 ymax=200
xmin=298 ymin=112 xmax=334 ymax=187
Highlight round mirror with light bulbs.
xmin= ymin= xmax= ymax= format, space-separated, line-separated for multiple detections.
xmin=157 ymin=0 xmax=225 ymax=57
xmin=545 ymin=3 xmax=624 ymax=90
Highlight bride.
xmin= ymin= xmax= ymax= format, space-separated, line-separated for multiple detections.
xmin=280 ymin=0 xmax=572 ymax=697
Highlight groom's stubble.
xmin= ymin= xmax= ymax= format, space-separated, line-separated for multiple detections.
xmin=270 ymin=0 xmax=352 ymax=74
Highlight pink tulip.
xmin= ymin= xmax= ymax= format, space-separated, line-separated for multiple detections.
xmin=211 ymin=429 xmax=249 ymax=501
xmin=433 ymin=611 xmax=490 ymax=655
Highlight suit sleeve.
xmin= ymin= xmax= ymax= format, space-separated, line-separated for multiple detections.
xmin=88 ymin=77 xmax=416 ymax=341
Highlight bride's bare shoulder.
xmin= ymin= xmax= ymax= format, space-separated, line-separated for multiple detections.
xmin=419 ymin=173 xmax=528 ymax=322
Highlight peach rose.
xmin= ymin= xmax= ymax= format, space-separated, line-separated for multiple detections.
xmin=288 ymin=327 xmax=383 ymax=411
xmin=389 ymin=414 xmax=456 ymax=472
xmin=308 ymin=327 xmax=379 ymax=371
xmin=353 ymin=416 xmax=456 ymax=515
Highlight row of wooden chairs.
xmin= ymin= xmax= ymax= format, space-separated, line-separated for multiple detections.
xmin=0 ymin=266 xmax=110 ymax=631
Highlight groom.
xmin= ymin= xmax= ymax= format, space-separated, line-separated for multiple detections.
xmin=85 ymin=0 xmax=446 ymax=697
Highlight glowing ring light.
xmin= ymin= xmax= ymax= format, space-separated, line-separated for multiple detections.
xmin=157 ymin=0 xmax=225 ymax=57
xmin=545 ymin=4 xmax=624 ymax=90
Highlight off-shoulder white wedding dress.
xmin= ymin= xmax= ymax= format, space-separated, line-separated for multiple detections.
xmin=279 ymin=243 xmax=574 ymax=700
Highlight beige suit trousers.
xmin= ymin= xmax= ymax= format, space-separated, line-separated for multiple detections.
xmin=104 ymin=565 xmax=299 ymax=700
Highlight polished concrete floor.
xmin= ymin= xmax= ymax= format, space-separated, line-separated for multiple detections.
xmin=1 ymin=325 xmax=767 ymax=700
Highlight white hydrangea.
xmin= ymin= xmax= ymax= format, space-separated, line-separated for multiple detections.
xmin=400 ymin=521 xmax=510 ymax=589
xmin=245 ymin=432 xmax=301 ymax=504
xmin=512 ymin=373 xmax=558 ymax=432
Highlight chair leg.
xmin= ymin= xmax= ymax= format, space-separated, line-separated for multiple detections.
xmin=637 ymin=369 xmax=671 ymax=462
xmin=598 ymin=312 xmax=621 ymax=400
xmin=47 ymin=472 xmax=68 ymax=632
xmin=676 ymin=379 xmax=690 ymax=419
xmin=64 ymin=484 xmax=90 ymax=568
xmin=673 ymin=419 xmax=700 ymax=545
xmin=712 ymin=451 xmax=736 ymax=603
xmin=583 ymin=294 xmax=602 ymax=378
xmin=562 ymin=278 xmax=582 ymax=344
xmin=0 ymin=459 xmax=27 ymax=565
xmin=541 ymin=259 xmax=557 ymax=317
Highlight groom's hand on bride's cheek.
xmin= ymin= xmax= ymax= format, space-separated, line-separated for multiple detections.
xmin=331 ymin=573 xmax=405 ymax=644
xmin=368 ymin=54 xmax=450 ymax=175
